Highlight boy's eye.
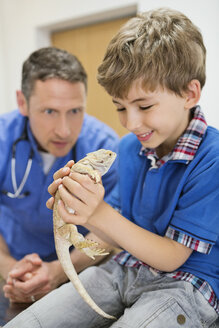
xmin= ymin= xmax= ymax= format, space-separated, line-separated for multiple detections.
xmin=116 ymin=107 xmax=126 ymax=112
xmin=140 ymin=105 xmax=153 ymax=110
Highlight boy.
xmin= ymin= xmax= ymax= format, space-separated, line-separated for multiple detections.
xmin=4 ymin=8 xmax=219 ymax=328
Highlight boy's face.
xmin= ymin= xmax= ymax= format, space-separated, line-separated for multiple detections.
xmin=112 ymin=79 xmax=191 ymax=158
xmin=18 ymin=79 xmax=86 ymax=157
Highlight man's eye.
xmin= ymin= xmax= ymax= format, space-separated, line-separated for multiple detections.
xmin=71 ymin=108 xmax=81 ymax=114
xmin=45 ymin=109 xmax=54 ymax=114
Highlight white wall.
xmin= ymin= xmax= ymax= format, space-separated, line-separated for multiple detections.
xmin=0 ymin=0 xmax=219 ymax=127
xmin=0 ymin=2 xmax=7 ymax=113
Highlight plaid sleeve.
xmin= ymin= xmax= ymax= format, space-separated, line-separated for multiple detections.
xmin=165 ymin=227 xmax=212 ymax=254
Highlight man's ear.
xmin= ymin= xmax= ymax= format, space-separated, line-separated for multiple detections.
xmin=184 ymin=79 xmax=201 ymax=109
xmin=16 ymin=90 xmax=29 ymax=116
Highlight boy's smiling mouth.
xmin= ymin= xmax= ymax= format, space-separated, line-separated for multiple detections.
xmin=136 ymin=131 xmax=154 ymax=142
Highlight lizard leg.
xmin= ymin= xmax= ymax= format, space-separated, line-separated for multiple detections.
xmin=58 ymin=224 xmax=109 ymax=259
xmin=58 ymin=224 xmax=99 ymax=248
xmin=73 ymin=233 xmax=99 ymax=250
xmin=73 ymin=233 xmax=109 ymax=260
xmin=58 ymin=224 xmax=77 ymax=245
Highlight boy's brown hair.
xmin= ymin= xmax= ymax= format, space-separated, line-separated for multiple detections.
xmin=97 ymin=8 xmax=206 ymax=98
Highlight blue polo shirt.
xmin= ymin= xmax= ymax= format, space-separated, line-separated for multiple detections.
xmin=0 ymin=110 xmax=119 ymax=260
xmin=108 ymin=108 xmax=219 ymax=307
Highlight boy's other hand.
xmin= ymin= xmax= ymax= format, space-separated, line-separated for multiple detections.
xmin=46 ymin=160 xmax=74 ymax=209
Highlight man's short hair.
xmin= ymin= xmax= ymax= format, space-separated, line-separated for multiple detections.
xmin=97 ymin=8 xmax=206 ymax=97
xmin=22 ymin=47 xmax=87 ymax=102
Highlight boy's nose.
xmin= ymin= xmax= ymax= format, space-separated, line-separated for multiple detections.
xmin=126 ymin=112 xmax=142 ymax=132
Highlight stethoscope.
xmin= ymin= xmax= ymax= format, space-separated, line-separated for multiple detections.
xmin=2 ymin=119 xmax=33 ymax=199
xmin=2 ymin=119 xmax=76 ymax=199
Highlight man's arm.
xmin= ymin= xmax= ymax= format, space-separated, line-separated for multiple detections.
xmin=3 ymin=231 xmax=114 ymax=303
xmin=0 ymin=234 xmax=17 ymax=280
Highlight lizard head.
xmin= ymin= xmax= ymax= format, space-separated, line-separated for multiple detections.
xmin=86 ymin=149 xmax=117 ymax=176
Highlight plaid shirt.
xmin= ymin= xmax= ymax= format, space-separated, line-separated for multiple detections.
xmin=113 ymin=106 xmax=219 ymax=314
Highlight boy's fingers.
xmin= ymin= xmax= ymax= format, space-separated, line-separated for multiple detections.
xmin=57 ymin=199 xmax=84 ymax=225
xmin=46 ymin=197 xmax=54 ymax=210
xmin=49 ymin=162 xmax=75 ymax=197
xmin=68 ymin=172 xmax=102 ymax=192
xmin=53 ymin=160 xmax=74 ymax=180
xmin=47 ymin=178 xmax=62 ymax=196
xmin=64 ymin=160 xmax=74 ymax=168
xmin=53 ymin=166 xmax=71 ymax=180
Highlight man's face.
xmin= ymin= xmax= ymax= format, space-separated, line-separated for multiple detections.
xmin=112 ymin=79 xmax=192 ymax=158
xmin=19 ymin=79 xmax=86 ymax=157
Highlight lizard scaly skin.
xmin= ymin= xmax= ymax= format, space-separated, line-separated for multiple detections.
xmin=53 ymin=149 xmax=117 ymax=320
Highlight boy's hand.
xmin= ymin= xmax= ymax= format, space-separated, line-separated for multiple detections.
xmin=46 ymin=160 xmax=74 ymax=210
xmin=56 ymin=171 xmax=105 ymax=226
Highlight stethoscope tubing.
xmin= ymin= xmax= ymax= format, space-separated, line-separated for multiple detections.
xmin=7 ymin=155 xmax=33 ymax=198
xmin=2 ymin=118 xmax=33 ymax=199
xmin=2 ymin=118 xmax=76 ymax=199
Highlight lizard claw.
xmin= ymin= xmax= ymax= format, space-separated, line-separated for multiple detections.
xmin=81 ymin=246 xmax=109 ymax=260
xmin=74 ymin=239 xmax=109 ymax=259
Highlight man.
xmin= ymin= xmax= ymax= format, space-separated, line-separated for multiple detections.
xmin=0 ymin=47 xmax=119 ymax=303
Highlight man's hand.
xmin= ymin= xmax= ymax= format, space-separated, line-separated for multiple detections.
xmin=3 ymin=253 xmax=66 ymax=303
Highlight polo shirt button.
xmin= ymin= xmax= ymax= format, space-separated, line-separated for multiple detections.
xmin=177 ymin=314 xmax=186 ymax=325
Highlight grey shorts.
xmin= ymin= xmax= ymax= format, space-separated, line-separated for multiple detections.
xmin=4 ymin=259 xmax=219 ymax=328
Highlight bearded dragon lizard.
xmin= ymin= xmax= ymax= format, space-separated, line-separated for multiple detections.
xmin=53 ymin=149 xmax=117 ymax=320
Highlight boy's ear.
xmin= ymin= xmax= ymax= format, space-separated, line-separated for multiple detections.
xmin=16 ymin=90 xmax=29 ymax=116
xmin=184 ymin=79 xmax=201 ymax=109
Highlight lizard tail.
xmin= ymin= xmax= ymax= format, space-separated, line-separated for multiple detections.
xmin=55 ymin=237 xmax=116 ymax=320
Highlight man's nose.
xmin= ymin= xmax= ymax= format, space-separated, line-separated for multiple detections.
xmin=54 ymin=117 xmax=71 ymax=138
